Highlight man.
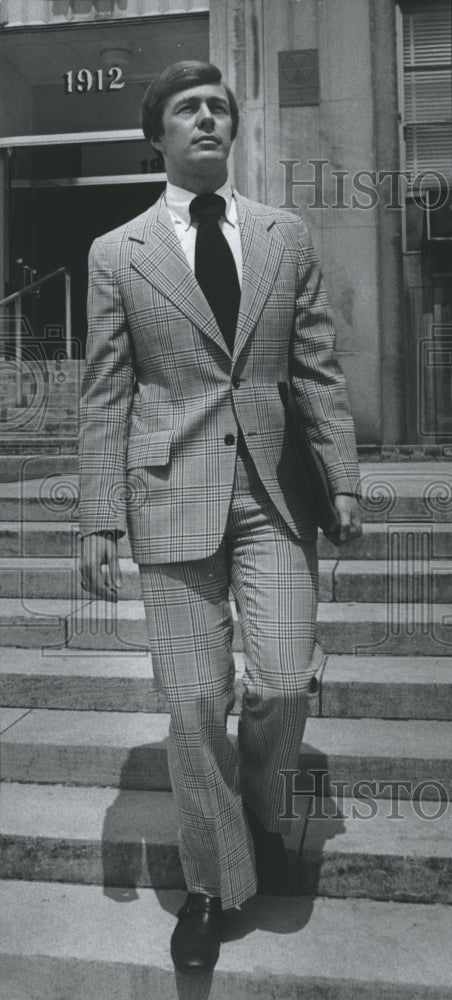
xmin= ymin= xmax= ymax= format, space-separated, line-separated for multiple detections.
xmin=79 ymin=60 xmax=361 ymax=973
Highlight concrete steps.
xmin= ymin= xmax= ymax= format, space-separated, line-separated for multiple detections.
xmin=321 ymin=655 xmax=452 ymax=718
xmin=334 ymin=559 xmax=452 ymax=602
xmin=1 ymin=596 xmax=452 ymax=654
xmin=0 ymin=455 xmax=78 ymax=484
xmin=1 ymin=460 xmax=451 ymax=997
xmin=0 ymin=436 xmax=78 ymax=455
xmin=1 ymin=517 xmax=451 ymax=559
xmin=0 ymin=649 xmax=450 ymax=719
xmin=299 ymin=796 xmax=452 ymax=904
xmin=0 ymin=519 xmax=452 ymax=563
xmin=0 ymin=520 xmax=81 ymax=557
xmin=0 ymin=648 xmax=170 ymax=713
xmin=0 ymin=556 xmax=335 ymax=601
xmin=1 ymin=882 xmax=451 ymax=1000
xmin=0 ymin=476 xmax=80 ymax=521
xmin=1 ymin=709 xmax=450 ymax=796
xmin=1 ymin=555 xmax=452 ymax=603
xmin=1 ymin=462 xmax=452 ymax=522
xmin=0 ymin=782 xmax=450 ymax=904
xmin=0 ymin=783 xmax=183 ymax=890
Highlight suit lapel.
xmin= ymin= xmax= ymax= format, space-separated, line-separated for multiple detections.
xmin=129 ymin=195 xmax=229 ymax=356
xmin=233 ymin=193 xmax=285 ymax=360
xmin=128 ymin=191 xmax=285 ymax=361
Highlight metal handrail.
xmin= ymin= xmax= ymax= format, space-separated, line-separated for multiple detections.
xmin=0 ymin=266 xmax=72 ymax=407
xmin=0 ymin=266 xmax=67 ymax=306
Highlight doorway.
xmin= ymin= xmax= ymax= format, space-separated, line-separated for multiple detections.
xmin=0 ymin=10 xmax=209 ymax=357
xmin=9 ymin=175 xmax=165 ymax=358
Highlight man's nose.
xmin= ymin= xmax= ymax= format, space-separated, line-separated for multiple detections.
xmin=197 ymin=104 xmax=215 ymax=131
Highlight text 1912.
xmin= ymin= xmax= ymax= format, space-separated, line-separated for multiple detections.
xmin=63 ymin=68 xmax=125 ymax=94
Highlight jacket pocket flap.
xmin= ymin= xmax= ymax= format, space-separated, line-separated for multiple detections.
xmin=126 ymin=430 xmax=174 ymax=469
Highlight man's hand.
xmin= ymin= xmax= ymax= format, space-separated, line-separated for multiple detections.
xmin=80 ymin=532 xmax=122 ymax=602
xmin=333 ymin=494 xmax=362 ymax=544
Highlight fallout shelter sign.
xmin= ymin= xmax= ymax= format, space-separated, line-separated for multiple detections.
xmin=278 ymin=49 xmax=320 ymax=107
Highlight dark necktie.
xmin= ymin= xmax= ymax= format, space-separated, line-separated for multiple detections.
xmin=190 ymin=193 xmax=240 ymax=355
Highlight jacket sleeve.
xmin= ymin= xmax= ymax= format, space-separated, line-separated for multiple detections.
xmin=289 ymin=219 xmax=360 ymax=497
xmin=78 ymin=236 xmax=135 ymax=538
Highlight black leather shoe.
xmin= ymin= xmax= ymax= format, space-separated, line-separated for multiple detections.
xmin=244 ymin=802 xmax=290 ymax=894
xmin=170 ymin=893 xmax=222 ymax=971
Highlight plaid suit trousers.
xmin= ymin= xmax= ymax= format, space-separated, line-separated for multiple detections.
xmin=139 ymin=443 xmax=319 ymax=910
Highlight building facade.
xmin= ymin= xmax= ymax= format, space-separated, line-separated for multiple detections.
xmin=0 ymin=0 xmax=450 ymax=449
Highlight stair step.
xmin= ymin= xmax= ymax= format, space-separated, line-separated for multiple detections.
xmin=0 ymin=455 xmax=78 ymax=484
xmin=0 ymin=647 xmax=246 ymax=714
xmin=1 ymin=708 xmax=32 ymax=732
xmin=321 ymin=655 xmax=452 ymax=719
xmin=0 ymin=598 xmax=75 ymax=648
xmin=0 ymin=649 xmax=450 ymax=719
xmin=0 ymin=557 xmax=335 ymax=602
xmin=3 ymin=555 xmax=452 ymax=604
xmin=356 ymin=462 xmax=452 ymax=522
xmin=2 ymin=519 xmax=451 ymax=560
xmin=0 ymin=436 xmax=78 ymax=455
xmin=0 ymin=783 xmax=184 ymax=890
xmin=2 ymin=553 xmax=452 ymax=603
xmin=0 ymin=648 xmax=166 ymax=713
xmin=0 ymin=783 xmax=303 ymax=892
xmin=0 ymin=882 xmax=451 ymax=1000
xmin=0 ymin=783 xmax=449 ymax=903
xmin=1 ymin=598 xmax=451 ymax=654
xmin=0 ymin=558 xmax=141 ymax=601
xmin=1 ymin=710 xmax=449 ymax=795
xmin=321 ymin=521 xmax=452 ymax=560
xmin=1 ymin=462 xmax=451 ymax=522
xmin=315 ymin=603 xmax=452 ymax=656
xmin=0 ymin=521 xmax=81 ymax=557
xmin=0 ymin=707 xmax=172 ymax=789
xmin=0 ymin=477 xmax=79 ymax=522
xmin=334 ymin=560 xmax=452 ymax=602
xmin=299 ymin=796 xmax=451 ymax=903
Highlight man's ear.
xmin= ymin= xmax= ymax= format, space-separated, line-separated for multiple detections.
xmin=148 ymin=140 xmax=165 ymax=171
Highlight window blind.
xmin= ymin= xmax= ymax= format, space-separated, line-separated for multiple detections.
xmin=401 ymin=0 xmax=452 ymax=180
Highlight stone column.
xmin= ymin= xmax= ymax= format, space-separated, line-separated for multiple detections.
xmin=371 ymin=0 xmax=407 ymax=444
xmin=210 ymin=0 xmax=267 ymax=202
xmin=0 ymin=149 xmax=8 ymax=357
xmin=210 ymin=0 xmax=407 ymax=445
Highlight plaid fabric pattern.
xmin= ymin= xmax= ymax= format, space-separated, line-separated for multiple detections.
xmin=139 ymin=445 xmax=318 ymax=910
xmin=78 ymin=191 xmax=360 ymax=562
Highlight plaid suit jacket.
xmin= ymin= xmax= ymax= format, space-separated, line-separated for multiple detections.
xmin=78 ymin=190 xmax=360 ymax=563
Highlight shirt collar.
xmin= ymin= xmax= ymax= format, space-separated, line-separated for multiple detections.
xmin=165 ymin=178 xmax=236 ymax=229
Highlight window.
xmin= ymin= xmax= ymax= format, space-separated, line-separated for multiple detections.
xmin=399 ymin=1 xmax=452 ymax=181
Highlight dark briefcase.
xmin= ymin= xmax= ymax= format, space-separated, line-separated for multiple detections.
xmin=278 ymin=381 xmax=341 ymax=542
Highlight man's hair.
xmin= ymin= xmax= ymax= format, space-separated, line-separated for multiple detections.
xmin=141 ymin=60 xmax=239 ymax=144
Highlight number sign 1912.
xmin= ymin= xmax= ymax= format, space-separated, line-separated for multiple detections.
xmin=63 ymin=68 xmax=125 ymax=93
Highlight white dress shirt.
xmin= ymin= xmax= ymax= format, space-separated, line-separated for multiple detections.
xmin=165 ymin=178 xmax=243 ymax=288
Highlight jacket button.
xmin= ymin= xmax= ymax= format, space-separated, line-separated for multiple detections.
xmin=224 ymin=434 xmax=235 ymax=446
xmin=232 ymin=376 xmax=241 ymax=389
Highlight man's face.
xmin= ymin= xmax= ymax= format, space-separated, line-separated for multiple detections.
xmin=152 ymin=82 xmax=233 ymax=189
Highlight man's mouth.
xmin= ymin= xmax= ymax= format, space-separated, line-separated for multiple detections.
xmin=193 ymin=135 xmax=221 ymax=144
